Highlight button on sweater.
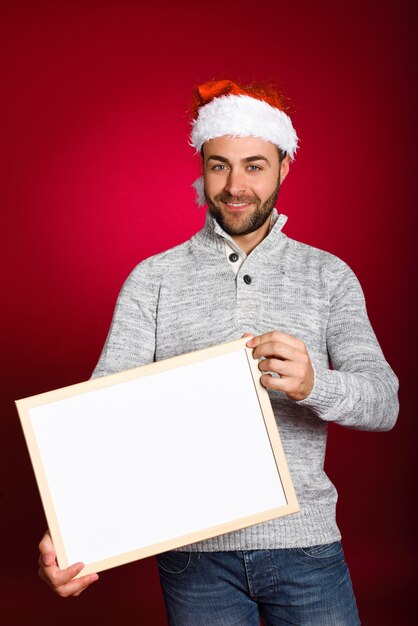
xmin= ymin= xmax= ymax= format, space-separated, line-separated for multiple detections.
xmin=92 ymin=209 xmax=399 ymax=550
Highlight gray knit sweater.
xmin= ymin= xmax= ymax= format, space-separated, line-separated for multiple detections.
xmin=92 ymin=210 xmax=399 ymax=550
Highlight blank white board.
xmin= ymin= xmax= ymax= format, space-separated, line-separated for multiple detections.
xmin=16 ymin=338 xmax=299 ymax=576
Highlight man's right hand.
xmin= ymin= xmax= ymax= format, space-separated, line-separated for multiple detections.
xmin=38 ymin=531 xmax=99 ymax=597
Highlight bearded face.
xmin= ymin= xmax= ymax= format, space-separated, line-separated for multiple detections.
xmin=202 ymin=136 xmax=288 ymax=241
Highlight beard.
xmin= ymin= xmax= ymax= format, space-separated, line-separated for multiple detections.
xmin=204 ymin=178 xmax=281 ymax=237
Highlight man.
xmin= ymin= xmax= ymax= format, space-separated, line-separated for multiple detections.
xmin=38 ymin=79 xmax=399 ymax=625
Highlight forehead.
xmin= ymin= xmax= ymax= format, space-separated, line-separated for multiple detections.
xmin=203 ymin=135 xmax=278 ymax=160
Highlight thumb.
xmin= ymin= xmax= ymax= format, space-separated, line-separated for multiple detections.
xmin=39 ymin=530 xmax=56 ymax=565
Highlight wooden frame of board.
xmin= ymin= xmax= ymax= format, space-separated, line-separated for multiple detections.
xmin=16 ymin=337 xmax=299 ymax=576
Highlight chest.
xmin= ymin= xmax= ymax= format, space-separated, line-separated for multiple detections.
xmin=153 ymin=258 xmax=330 ymax=365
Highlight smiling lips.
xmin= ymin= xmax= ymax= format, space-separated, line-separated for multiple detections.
xmin=222 ymin=200 xmax=255 ymax=211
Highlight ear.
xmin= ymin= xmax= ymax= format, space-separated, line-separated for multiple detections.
xmin=279 ymin=155 xmax=291 ymax=183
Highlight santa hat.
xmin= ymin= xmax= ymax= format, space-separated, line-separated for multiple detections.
xmin=190 ymin=79 xmax=298 ymax=206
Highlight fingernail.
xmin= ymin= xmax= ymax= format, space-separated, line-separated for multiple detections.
xmin=90 ymin=574 xmax=99 ymax=583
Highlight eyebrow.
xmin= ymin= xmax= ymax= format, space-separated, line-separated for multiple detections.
xmin=206 ymin=154 xmax=271 ymax=166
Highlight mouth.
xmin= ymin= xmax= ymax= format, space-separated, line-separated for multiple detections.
xmin=222 ymin=201 xmax=253 ymax=211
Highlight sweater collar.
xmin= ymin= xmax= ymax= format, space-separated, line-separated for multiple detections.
xmin=194 ymin=208 xmax=288 ymax=257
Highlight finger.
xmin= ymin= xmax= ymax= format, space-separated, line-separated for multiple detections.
xmin=39 ymin=560 xmax=85 ymax=588
xmin=39 ymin=531 xmax=55 ymax=560
xmin=39 ymin=560 xmax=98 ymax=595
xmin=246 ymin=331 xmax=304 ymax=350
xmin=53 ymin=573 xmax=99 ymax=598
xmin=252 ymin=340 xmax=299 ymax=361
xmin=258 ymin=358 xmax=302 ymax=378
xmin=260 ymin=373 xmax=288 ymax=392
xmin=242 ymin=333 xmax=253 ymax=339
xmin=51 ymin=562 xmax=86 ymax=587
xmin=65 ymin=573 xmax=99 ymax=597
xmin=260 ymin=371 xmax=313 ymax=401
xmin=260 ymin=373 xmax=296 ymax=393
xmin=40 ymin=552 xmax=56 ymax=568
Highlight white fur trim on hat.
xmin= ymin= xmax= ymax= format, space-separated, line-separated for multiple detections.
xmin=190 ymin=94 xmax=298 ymax=159
xmin=192 ymin=175 xmax=206 ymax=207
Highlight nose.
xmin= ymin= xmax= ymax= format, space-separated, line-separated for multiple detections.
xmin=224 ymin=169 xmax=247 ymax=197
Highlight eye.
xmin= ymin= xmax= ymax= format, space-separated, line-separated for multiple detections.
xmin=211 ymin=164 xmax=228 ymax=171
xmin=247 ymin=164 xmax=262 ymax=171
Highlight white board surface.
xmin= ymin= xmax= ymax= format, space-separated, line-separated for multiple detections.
xmin=16 ymin=338 xmax=299 ymax=575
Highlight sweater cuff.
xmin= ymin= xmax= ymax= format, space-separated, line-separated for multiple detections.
xmin=296 ymin=365 xmax=346 ymax=420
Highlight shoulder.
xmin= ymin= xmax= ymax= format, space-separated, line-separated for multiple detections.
xmin=282 ymin=233 xmax=348 ymax=268
xmin=133 ymin=239 xmax=193 ymax=274
xmin=119 ymin=239 xmax=194 ymax=294
xmin=283 ymin=235 xmax=362 ymax=293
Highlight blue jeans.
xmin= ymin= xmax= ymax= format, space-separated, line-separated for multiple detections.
xmin=157 ymin=543 xmax=360 ymax=625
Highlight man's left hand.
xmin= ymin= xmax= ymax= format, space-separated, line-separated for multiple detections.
xmin=245 ymin=331 xmax=314 ymax=401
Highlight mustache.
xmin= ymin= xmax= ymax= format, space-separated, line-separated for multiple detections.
xmin=217 ymin=193 xmax=258 ymax=204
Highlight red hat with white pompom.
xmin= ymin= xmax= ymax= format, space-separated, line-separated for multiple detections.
xmin=190 ymin=79 xmax=298 ymax=206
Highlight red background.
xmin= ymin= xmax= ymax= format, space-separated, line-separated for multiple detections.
xmin=1 ymin=1 xmax=416 ymax=624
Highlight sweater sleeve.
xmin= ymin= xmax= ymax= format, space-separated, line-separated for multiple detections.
xmin=90 ymin=261 xmax=159 ymax=379
xmin=297 ymin=258 xmax=399 ymax=431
